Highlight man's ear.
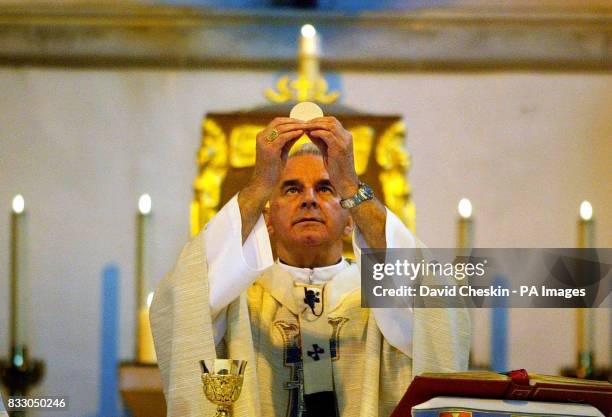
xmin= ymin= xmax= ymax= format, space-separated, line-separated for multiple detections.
xmin=263 ymin=205 xmax=273 ymax=236
xmin=343 ymin=214 xmax=354 ymax=238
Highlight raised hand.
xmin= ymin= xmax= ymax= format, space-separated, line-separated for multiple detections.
xmin=252 ymin=117 xmax=305 ymax=193
xmin=306 ymin=116 xmax=386 ymax=248
xmin=238 ymin=117 xmax=304 ymax=242
xmin=304 ymin=117 xmax=359 ymax=199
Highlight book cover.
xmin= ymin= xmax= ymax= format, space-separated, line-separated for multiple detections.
xmin=390 ymin=369 xmax=611 ymax=417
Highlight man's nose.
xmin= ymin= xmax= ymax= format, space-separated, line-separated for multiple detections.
xmin=300 ymin=188 xmax=318 ymax=208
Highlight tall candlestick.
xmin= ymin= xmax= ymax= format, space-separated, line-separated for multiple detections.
xmin=297 ymin=24 xmax=321 ymax=101
xmin=457 ymin=198 xmax=476 ymax=369
xmin=2 ymin=195 xmax=43 ymax=401
xmin=576 ymin=200 xmax=595 ymax=378
xmin=10 ymin=194 xmax=28 ymax=351
xmin=135 ymin=194 xmax=155 ymax=363
xmin=457 ymin=198 xmax=474 ymax=252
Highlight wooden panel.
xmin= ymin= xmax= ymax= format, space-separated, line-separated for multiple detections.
xmin=119 ymin=364 xmax=166 ymax=417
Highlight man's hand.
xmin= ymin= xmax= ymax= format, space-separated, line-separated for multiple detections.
xmin=306 ymin=117 xmax=387 ymax=249
xmin=251 ymin=117 xmax=305 ymax=192
xmin=238 ymin=118 xmax=305 ymax=242
xmin=304 ymin=117 xmax=360 ymax=199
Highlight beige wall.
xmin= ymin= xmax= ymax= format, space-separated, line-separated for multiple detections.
xmin=343 ymin=71 xmax=612 ymax=376
xmin=0 ymin=68 xmax=610 ymax=416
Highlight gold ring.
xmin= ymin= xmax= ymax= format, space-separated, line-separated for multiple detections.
xmin=266 ymin=129 xmax=279 ymax=142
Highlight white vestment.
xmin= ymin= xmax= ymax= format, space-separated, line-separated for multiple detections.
xmin=0 ymin=393 xmax=7 ymax=417
xmin=151 ymin=196 xmax=470 ymax=417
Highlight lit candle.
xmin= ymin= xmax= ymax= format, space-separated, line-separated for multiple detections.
xmin=10 ymin=194 xmax=28 ymax=351
xmin=297 ymin=23 xmax=320 ymax=99
xmin=457 ymin=198 xmax=475 ymax=368
xmin=578 ymin=200 xmax=594 ymax=248
xmin=576 ymin=201 xmax=594 ymax=377
xmin=135 ymin=194 xmax=155 ymax=363
xmin=137 ymin=292 xmax=157 ymax=364
xmin=457 ymin=198 xmax=474 ymax=251
xmin=299 ymin=24 xmax=319 ymax=57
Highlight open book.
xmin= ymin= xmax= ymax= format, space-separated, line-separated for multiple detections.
xmin=390 ymin=369 xmax=611 ymax=417
xmin=412 ymin=397 xmax=604 ymax=417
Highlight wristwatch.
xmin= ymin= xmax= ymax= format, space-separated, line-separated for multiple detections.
xmin=340 ymin=182 xmax=374 ymax=209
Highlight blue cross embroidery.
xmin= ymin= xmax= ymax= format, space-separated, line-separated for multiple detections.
xmin=307 ymin=344 xmax=325 ymax=361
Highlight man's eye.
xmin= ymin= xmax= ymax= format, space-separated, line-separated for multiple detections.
xmin=285 ymin=187 xmax=299 ymax=194
xmin=319 ymin=186 xmax=333 ymax=193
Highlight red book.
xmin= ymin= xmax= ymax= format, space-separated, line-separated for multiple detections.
xmin=391 ymin=369 xmax=612 ymax=417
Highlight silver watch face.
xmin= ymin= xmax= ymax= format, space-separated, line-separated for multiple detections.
xmin=341 ymin=183 xmax=373 ymax=208
xmin=360 ymin=184 xmax=374 ymax=199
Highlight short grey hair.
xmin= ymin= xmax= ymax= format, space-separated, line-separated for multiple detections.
xmin=289 ymin=142 xmax=322 ymax=158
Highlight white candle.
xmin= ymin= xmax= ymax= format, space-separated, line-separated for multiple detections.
xmin=576 ymin=200 xmax=594 ymax=376
xmin=10 ymin=194 xmax=28 ymax=349
xmin=578 ymin=200 xmax=594 ymax=247
xmin=299 ymin=24 xmax=319 ymax=57
xmin=136 ymin=194 xmax=155 ymax=363
xmin=298 ymin=23 xmax=320 ymax=94
xmin=457 ymin=198 xmax=474 ymax=251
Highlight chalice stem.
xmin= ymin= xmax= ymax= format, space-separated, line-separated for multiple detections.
xmin=215 ymin=405 xmax=231 ymax=417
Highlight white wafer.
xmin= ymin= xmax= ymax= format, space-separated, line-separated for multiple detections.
xmin=289 ymin=102 xmax=324 ymax=121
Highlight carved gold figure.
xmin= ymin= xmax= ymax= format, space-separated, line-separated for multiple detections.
xmin=190 ymin=118 xmax=228 ymax=236
xmin=376 ymin=121 xmax=416 ymax=232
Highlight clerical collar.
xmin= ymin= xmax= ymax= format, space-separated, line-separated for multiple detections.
xmin=277 ymin=258 xmax=348 ymax=285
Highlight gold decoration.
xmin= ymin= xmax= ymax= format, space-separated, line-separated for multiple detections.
xmin=201 ymin=359 xmax=247 ymax=417
xmin=229 ymin=124 xmax=263 ymax=168
xmin=265 ymin=25 xmax=339 ymax=104
xmin=376 ymin=121 xmax=416 ymax=232
xmin=191 ymin=118 xmax=228 ymax=236
xmin=265 ymin=75 xmax=339 ymax=104
xmin=265 ymin=129 xmax=279 ymax=142
xmin=192 ymin=118 xmax=416 ymax=237
xmin=349 ymin=125 xmax=374 ymax=175
xmin=376 ymin=121 xmax=411 ymax=171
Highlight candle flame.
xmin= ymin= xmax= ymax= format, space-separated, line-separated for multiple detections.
xmin=458 ymin=198 xmax=472 ymax=219
xmin=12 ymin=194 xmax=25 ymax=214
xmin=579 ymin=200 xmax=593 ymax=221
xmin=147 ymin=291 xmax=154 ymax=309
xmin=301 ymin=24 xmax=316 ymax=39
xmin=138 ymin=194 xmax=152 ymax=215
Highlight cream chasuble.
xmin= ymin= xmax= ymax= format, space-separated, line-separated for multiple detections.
xmin=0 ymin=393 xmax=7 ymax=417
xmin=151 ymin=231 xmax=470 ymax=417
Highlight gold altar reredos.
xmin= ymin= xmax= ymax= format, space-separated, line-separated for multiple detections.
xmin=190 ymin=29 xmax=415 ymax=251
xmin=191 ymin=105 xmax=416 ymax=252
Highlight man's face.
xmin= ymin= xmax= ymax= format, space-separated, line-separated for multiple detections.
xmin=267 ymin=154 xmax=352 ymax=249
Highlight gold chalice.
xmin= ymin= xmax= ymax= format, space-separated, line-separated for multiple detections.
xmin=200 ymin=359 xmax=247 ymax=417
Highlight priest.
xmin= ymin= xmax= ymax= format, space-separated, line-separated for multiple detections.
xmin=150 ymin=116 xmax=470 ymax=417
